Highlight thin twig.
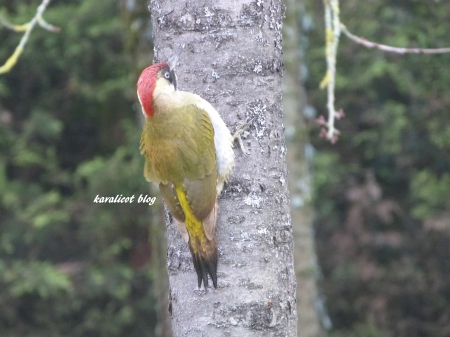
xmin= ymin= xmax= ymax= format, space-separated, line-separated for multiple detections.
xmin=340 ymin=24 xmax=450 ymax=54
xmin=318 ymin=0 xmax=342 ymax=143
xmin=0 ymin=0 xmax=59 ymax=74
xmin=0 ymin=15 xmax=29 ymax=32
xmin=318 ymin=3 xmax=450 ymax=143
xmin=37 ymin=16 xmax=61 ymax=33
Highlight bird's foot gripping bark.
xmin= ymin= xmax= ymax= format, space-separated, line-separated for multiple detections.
xmin=233 ymin=120 xmax=253 ymax=155
xmin=188 ymin=236 xmax=218 ymax=289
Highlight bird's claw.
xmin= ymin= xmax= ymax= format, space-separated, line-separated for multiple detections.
xmin=233 ymin=122 xmax=251 ymax=156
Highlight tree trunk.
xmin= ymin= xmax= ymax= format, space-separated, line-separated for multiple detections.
xmin=150 ymin=197 xmax=173 ymax=337
xmin=149 ymin=0 xmax=297 ymax=335
xmin=283 ymin=1 xmax=325 ymax=336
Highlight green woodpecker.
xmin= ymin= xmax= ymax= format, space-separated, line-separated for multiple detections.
xmin=137 ymin=61 xmax=234 ymax=289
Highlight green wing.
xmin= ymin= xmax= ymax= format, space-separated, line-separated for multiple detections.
xmin=140 ymin=103 xmax=217 ymax=220
xmin=140 ymin=104 xmax=216 ymax=184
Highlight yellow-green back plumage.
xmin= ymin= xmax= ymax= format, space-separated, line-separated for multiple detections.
xmin=140 ymin=103 xmax=216 ymax=185
xmin=140 ymin=91 xmax=220 ymax=288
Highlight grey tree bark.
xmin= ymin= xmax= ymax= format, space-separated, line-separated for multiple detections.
xmin=149 ymin=201 xmax=173 ymax=337
xmin=283 ymin=1 xmax=325 ymax=336
xmin=149 ymin=0 xmax=297 ymax=336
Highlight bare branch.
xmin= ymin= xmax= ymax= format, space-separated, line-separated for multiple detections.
xmin=0 ymin=16 xmax=30 ymax=32
xmin=0 ymin=0 xmax=60 ymax=74
xmin=340 ymin=24 xmax=450 ymax=54
xmin=319 ymin=0 xmax=343 ymax=143
xmin=37 ymin=16 xmax=61 ymax=33
xmin=318 ymin=2 xmax=450 ymax=143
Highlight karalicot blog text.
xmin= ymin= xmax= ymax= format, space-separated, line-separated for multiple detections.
xmin=93 ymin=194 xmax=156 ymax=205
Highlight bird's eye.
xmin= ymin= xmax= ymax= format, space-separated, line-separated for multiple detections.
xmin=164 ymin=72 xmax=170 ymax=79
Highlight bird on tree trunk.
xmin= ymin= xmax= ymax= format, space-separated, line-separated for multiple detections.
xmin=137 ymin=55 xmax=234 ymax=289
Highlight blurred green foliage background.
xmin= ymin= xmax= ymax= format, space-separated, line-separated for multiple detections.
xmin=0 ymin=1 xmax=159 ymax=336
xmin=305 ymin=1 xmax=450 ymax=336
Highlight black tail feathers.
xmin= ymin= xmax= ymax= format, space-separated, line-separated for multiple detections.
xmin=188 ymin=237 xmax=218 ymax=289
